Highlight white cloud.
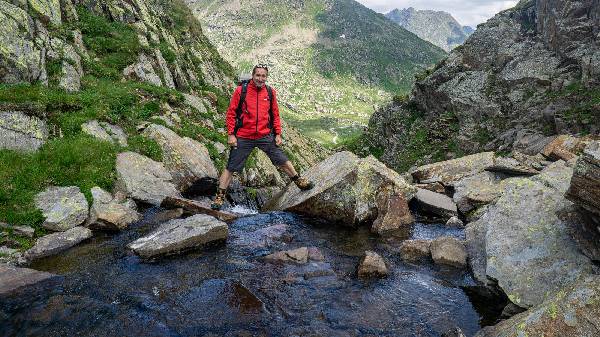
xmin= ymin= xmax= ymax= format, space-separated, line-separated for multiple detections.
xmin=355 ymin=0 xmax=518 ymax=27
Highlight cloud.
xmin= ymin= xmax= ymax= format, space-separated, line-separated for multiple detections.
xmin=355 ymin=0 xmax=518 ymax=27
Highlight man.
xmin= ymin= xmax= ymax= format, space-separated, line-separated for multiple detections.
xmin=211 ymin=64 xmax=314 ymax=210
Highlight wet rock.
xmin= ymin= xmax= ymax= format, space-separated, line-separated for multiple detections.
xmin=13 ymin=225 xmax=35 ymax=238
xmin=430 ymin=237 xmax=467 ymax=268
xmin=81 ymin=120 xmax=128 ymax=147
xmin=469 ymin=161 xmax=593 ymax=308
xmin=114 ymin=152 xmax=181 ymax=206
xmin=161 ymin=196 xmax=238 ymax=222
xmin=442 ymin=327 xmax=466 ymax=337
xmin=371 ymin=192 xmax=414 ymax=234
xmin=566 ymin=141 xmax=600 ymax=216
xmin=399 ymin=239 xmax=431 ymax=262
xmin=25 ymin=227 xmax=93 ymax=260
xmin=410 ymin=152 xmax=495 ymax=184
xmin=264 ymin=152 xmax=416 ymax=226
xmin=413 ymin=188 xmax=458 ymax=219
xmin=143 ymin=124 xmax=217 ymax=190
xmin=445 ymin=216 xmax=464 ymax=227
xmin=0 ymin=111 xmax=49 ymax=152
xmin=87 ymin=187 xmax=140 ymax=231
xmin=476 ymin=276 xmax=600 ymax=337
xmin=465 ymin=220 xmax=491 ymax=286
xmin=264 ymin=247 xmax=309 ymax=264
xmin=358 ymin=251 xmax=388 ymax=278
xmin=34 ymin=186 xmax=89 ymax=232
xmin=127 ymin=214 xmax=228 ymax=258
xmin=123 ymin=53 xmax=162 ymax=87
xmin=307 ymin=247 xmax=325 ymax=261
xmin=0 ymin=263 xmax=55 ymax=295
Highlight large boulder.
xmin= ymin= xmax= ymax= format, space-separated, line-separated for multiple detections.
xmin=371 ymin=192 xmax=414 ymax=234
xmin=476 ymin=276 xmax=600 ymax=337
xmin=411 ymin=152 xmax=495 ymax=185
xmin=87 ymin=187 xmax=139 ymax=231
xmin=452 ymin=172 xmax=511 ymax=214
xmin=0 ymin=263 xmax=55 ymax=295
xmin=264 ymin=152 xmax=416 ymax=226
xmin=467 ymin=161 xmax=594 ymax=308
xmin=143 ymin=124 xmax=218 ymax=190
xmin=127 ymin=214 xmax=228 ymax=258
xmin=0 ymin=111 xmax=49 ymax=152
xmin=566 ymin=141 xmax=600 ymax=216
xmin=114 ymin=152 xmax=181 ymax=206
xmin=25 ymin=226 xmax=93 ymax=260
xmin=34 ymin=186 xmax=89 ymax=232
xmin=81 ymin=120 xmax=128 ymax=147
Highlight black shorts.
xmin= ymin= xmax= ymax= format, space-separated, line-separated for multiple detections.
xmin=226 ymin=134 xmax=289 ymax=172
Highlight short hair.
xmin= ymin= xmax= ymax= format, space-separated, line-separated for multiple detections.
xmin=252 ymin=64 xmax=269 ymax=75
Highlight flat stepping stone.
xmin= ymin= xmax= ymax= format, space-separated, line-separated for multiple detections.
xmin=0 ymin=263 xmax=55 ymax=295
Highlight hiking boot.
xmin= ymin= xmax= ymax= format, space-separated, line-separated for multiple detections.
xmin=211 ymin=189 xmax=227 ymax=210
xmin=293 ymin=176 xmax=314 ymax=191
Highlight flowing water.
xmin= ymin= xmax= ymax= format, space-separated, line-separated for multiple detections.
xmin=1 ymin=208 xmax=488 ymax=336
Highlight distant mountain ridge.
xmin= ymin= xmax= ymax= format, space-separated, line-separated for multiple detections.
xmin=386 ymin=7 xmax=473 ymax=52
xmin=184 ymin=0 xmax=446 ymax=145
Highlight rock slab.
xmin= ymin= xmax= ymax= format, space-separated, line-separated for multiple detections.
xmin=0 ymin=263 xmax=55 ymax=295
xmin=0 ymin=111 xmax=48 ymax=152
xmin=566 ymin=141 xmax=600 ymax=216
xmin=128 ymin=214 xmax=228 ymax=258
xmin=25 ymin=227 xmax=93 ymax=260
xmin=413 ymin=188 xmax=458 ymax=219
xmin=34 ymin=186 xmax=89 ymax=231
xmin=411 ymin=152 xmax=495 ymax=184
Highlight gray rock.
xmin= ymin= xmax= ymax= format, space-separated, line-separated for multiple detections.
xmin=452 ymin=172 xmax=507 ymax=213
xmin=486 ymin=156 xmax=539 ymax=176
xmin=143 ymin=124 xmax=218 ymax=190
xmin=34 ymin=186 xmax=89 ymax=232
xmin=411 ymin=152 xmax=495 ymax=185
xmin=371 ymin=192 xmax=414 ymax=234
xmin=13 ymin=225 xmax=34 ymax=238
xmin=213 ymin=141 xmax=226 ymax=154
xmin=414 ymin=188 xmax=458 ymax=219
xmin=58 ymin=61 xmax=81 ymax=92
xmin=430 ymin=236 xmax=467 ymax=268
xmin=0 ymin=263 xmax=55 ymax=295
xmin=445 ymin=216 xmax=464 ymax=227
xmin=122 ymin=53 xmax=162 ymax=87
xmin=154 ymin=48 xmax=175 ymax=89
xmin=475 ymin=167 xmax=592 ymax=308
xmin=81 ymin=120 xmax=128 ymax=147
xmin=114 ymin=152 xmax=181 ymax=206
xmin=264 ymin=247 xmax=309 ymax=264
xmin=566 ymin=141 xmax=600 ymax=216
xmin=475 ymin=276 xmax=600 ymax=337
xmin=399 ymin=239 xmax=431 ymax=262
xmin=358 ymin=250 xmax=388 ymax=278
xmin=264 ymin=151 xmax=416 ymax=226
xmin=183 ymin=93 xmax=207 ymax=114
xmin=127 ymin=214 xmax=228 ymax=258
xmin=0 ymin=111 xmax=49 ymax=152
xmin=27 ymin=0 xmax=61 ymax=25
xmin=0 ymin=246 xmax=18 ymax=256
xmin=87 ymin=187 xmax=139 ymax=231
xmin=25 ymin=226 xmax=93 ymax=260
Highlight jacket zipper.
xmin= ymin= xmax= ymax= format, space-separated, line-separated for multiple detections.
xmin=255 ymin=88 xmax=259 ymax=134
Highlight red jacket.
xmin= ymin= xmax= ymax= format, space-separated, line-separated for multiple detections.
xmin=226 ymin=80 xmax=282 ymax=139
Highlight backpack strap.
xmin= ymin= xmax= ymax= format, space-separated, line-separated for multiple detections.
xmin=266 ymin=85 xmax=274 ymax=133
xmin=233 ymin=81 xmax=248 ymax=136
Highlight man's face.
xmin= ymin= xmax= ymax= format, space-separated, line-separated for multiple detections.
xmin=252 ymin=68 xmax=268 ymax=88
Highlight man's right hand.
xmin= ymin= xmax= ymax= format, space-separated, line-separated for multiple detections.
xmin=228 ymin=135 xmax=238 ymax=147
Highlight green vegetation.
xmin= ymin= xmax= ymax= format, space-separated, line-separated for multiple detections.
xmin=546 ymin=81 xmax=600 ymax=134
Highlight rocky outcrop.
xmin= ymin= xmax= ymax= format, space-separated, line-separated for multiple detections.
xmin=0 ymin=263 xmax=55 ymax=295
xmin=364 ymin=0 xmax=600 ymax=170
xmin=0 ymin=111 xmax=49 ymax=152
xmin=466 ymin=161 xmax=594 ymax=308
xmin=566 ymin=141 xmax=600 ymax=216
xmin=127 ymin=214 xmax=228 ymax=258
xmin=476 ymin=276 xmax=600 ymax=337
xmin=123 ymin=53 xmax=163 ymax=87
xmin=25 ymin=226 xmax=92 ymax=260
xmin=114 ymin=152 xmax=181 ymax=206
xmin=81 ymin=120 xmax=128 ymax=147
xmin=358 ymin=251 xmax=388 ymax=278
xmin=143 ymin=124 xmax=217 ymax=190
xmin=87 ymin=187 xmax=139 ymax=231
xmin=34 ymin=186 xmax=89 ymax=232
xmin=264 ymin=151 xmax=416 ymax=226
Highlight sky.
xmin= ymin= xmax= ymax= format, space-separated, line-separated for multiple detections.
xmin=355 ymin=0 xmax=519 ymax=27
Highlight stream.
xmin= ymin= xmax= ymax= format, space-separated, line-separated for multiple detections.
xmin=1 ymin=207 xmax=492 ymax=336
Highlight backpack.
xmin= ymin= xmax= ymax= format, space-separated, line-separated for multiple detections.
xmin=233 ymin=79 xmax=274 ymax=136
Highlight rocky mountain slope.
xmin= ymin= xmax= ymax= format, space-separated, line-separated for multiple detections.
xmin=360 ymin=0 xmax=599 ymax=172
xmin=0 ymin=0 xmax=327 ymax=252
xmin=184 ymin=0 xmax=446 ymax=145
xmin=386 ymin=7 xmax=473 ymax=52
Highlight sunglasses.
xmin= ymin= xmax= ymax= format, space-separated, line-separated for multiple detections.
xmin=254 ymin=64 xmax=269 ymax=72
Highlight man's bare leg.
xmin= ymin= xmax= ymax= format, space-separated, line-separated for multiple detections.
xmin=278 ymin=161 xmax=298 ymax=178
xmin=218 ymin=169 xmax=234 ymax=190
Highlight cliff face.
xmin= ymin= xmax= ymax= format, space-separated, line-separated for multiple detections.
xmin=386 ymin=7 xmax=473 ymax=52
xmin=363 ymin=0 xmax=600 ymax=172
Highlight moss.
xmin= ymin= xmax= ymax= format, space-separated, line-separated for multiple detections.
xmin=158 ymin=42 xmax=177 ymax=64
xmin=127 ymin=135 xmax=163 ymax=162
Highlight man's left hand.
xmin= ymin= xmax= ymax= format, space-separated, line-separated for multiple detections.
xmin=275 ymin=134 xmax=283 ymax=146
